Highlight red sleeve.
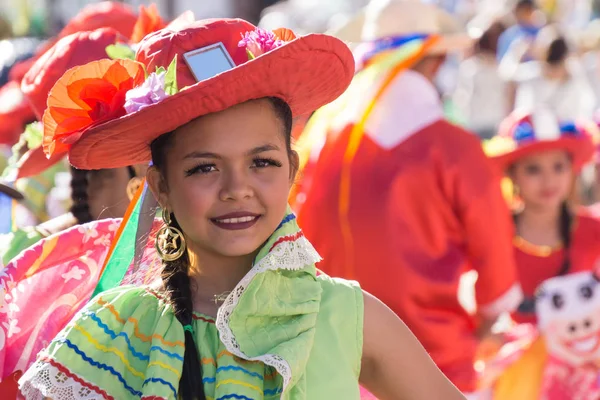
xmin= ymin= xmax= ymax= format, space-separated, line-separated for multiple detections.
xmin=443 ymin=128 xmax=523 ymax=318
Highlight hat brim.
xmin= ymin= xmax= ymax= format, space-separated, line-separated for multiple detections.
xmin=69 ymin=33 xmax=354 ymax=170
xmin=0 ymin=182 xmax=24 ymax=200
xmin=491 ymin=138 xmax=595 ymax=172
xmin=329 ymin=8 xmax=473 ymax=54
xmin=16 ymin=147 xmax=65 ymax=179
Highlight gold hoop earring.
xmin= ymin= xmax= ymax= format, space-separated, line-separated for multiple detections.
xmin=126 ymin=177 xmax=143 ymax=201
xmin=155 ymin=208 xmax=186 ymax=262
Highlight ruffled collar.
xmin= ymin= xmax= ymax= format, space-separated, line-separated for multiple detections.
xmin=215 ymin=206 xmax=322 ymax=399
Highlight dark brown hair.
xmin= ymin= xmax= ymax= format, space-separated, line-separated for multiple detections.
xmin=149 ymin=97 xmax=293 ymax=399
xmin=70 ymin=166 xmax=93 ymax=224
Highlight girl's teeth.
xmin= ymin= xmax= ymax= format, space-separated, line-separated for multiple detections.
xmin=217 ymin=216 xmax=256 ymax=224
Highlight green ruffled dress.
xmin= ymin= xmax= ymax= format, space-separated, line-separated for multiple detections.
xmin=19 ymin=212 xmax=364 ymax=399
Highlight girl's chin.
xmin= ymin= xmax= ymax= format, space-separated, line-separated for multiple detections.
xmin=210 ymin=242 xmax=263 ymax=258
xmin=527 ymin=199 xmax=564 ymax=211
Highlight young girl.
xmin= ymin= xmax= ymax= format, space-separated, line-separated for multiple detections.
xmin=17 ymin=19 xmax=464 ymax=399
xmin=485 ymin=109 xmax=598 ymax=324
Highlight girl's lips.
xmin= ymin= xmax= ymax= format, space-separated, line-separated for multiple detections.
xmin=540 ymin=189 xmax=559 ymax=199
xmin=211 ymin=212 xmax=261 ymax=231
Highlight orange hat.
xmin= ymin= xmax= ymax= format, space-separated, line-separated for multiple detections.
xmin=14 ymin=28 xmax=124 ymax=179
xmin=41 ymin=19 xmax=354 ymax=170
xmin=0 ymin=81 xmax=35 ymax=146
xmin=484 ymin=109 xmax=596 ymax=172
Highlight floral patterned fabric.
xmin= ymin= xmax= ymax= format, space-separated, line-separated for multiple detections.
xmin=0 ymin=218 xmax=162 ymax=380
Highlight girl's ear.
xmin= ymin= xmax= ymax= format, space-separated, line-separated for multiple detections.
xmin=146 ymin=166 xmax=170 ymax=209
xmin=289 ymin=150 xmax=300 ymax=186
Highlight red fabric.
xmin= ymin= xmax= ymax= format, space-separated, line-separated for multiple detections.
xmin=297 ymin=120 xmax=517 ymax=392
xmin=67 ymin=19 xmax=354 ymax=170
xmin=0 ymin=81 xmax=35 ymax=146
xmin=541 ymin=356 xmax=600 ymax=400
xmin=58 ymin=1 xmax=137 ymax=40
xmin=0 ymin=370 xmax=21 ymax=399
xmin=512 ymin=211 xmax=600 ymax=324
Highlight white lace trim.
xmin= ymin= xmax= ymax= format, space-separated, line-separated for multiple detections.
xmin=216 ymin=234 xmax=321 ymax=393
xmin=18 ymin=360 xmax=105 ymax=400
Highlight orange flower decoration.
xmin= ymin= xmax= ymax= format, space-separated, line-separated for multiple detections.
xmin=43 ymin=59 xmax=146 ymax=157
xmin=130 ymin=4 xmax=167 ymax=43
xmin=273 ymin=28 xmax=297 ymax=42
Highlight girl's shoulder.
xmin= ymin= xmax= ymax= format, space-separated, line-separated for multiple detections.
xmin=575 ymin=207 xmax=600 ymax=233
xmin=315 ymin=270 xmax=364 ymax=324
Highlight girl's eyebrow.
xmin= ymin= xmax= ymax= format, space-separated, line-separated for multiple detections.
xmin=182 ymin=151 xmax=221 ymax=160
xmin=182 ymin=144 xmax=280 ymax=160
xmin=246 ymin=144 xmax=280 ymax=156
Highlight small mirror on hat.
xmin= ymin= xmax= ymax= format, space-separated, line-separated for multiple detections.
xmin=183 ymin=42 xmax=236 ymax=83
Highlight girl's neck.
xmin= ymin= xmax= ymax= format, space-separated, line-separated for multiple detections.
xmin=187 ymin=244 xmax=258 ymax=315
xmin=542 ymin=63 xmax=569 ymax=81
xmin=516 ymin=205 xmax=562 ymax=246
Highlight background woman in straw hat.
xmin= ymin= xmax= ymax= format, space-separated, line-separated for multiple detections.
xmin=295 ymin=1 xmax=521 ymax=398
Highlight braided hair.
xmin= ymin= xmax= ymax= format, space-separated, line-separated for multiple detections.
xmin=70 ymin=166 xmax=93 ymax=224
xmin=556 ymin=201 xmax=572 ymax=276
xmin=149 ymin=97 xmax=293 ymax=399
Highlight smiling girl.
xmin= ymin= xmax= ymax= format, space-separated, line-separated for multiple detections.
xmin=17 ymin=19 xmax=464 ymax=399
xmin=485 ymin=109 xmax=599 ymax=324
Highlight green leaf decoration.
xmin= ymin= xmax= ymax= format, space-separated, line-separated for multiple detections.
xmin=105 ymin=43 xmax=136 ymax=61
xmin=164 ymin=56 xmax=178 ymax=95
xmin=2 ymin=121 xmax=42 ymax=176
xmin=246 ymin=48 xmax=256 ymax=60
xmin=23 ymin=122 xmax=43 ymax=149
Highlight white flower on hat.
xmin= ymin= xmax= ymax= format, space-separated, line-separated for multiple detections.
xmin=531 ymin=108 xmax=561 ymax=141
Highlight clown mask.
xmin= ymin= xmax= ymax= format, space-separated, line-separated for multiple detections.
xmin=537 ymin=271 xmax=600 ymax=366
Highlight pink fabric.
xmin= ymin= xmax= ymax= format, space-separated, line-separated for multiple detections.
xmin=0 ymin=219 xmax=119 ymax=378
xmin=0 ymin=218 xmax=162 ymax=379
xmin=360 ymin=386 xmax=378 ymax=399
xmin=541 ymin=357 xmax=600 ymax=400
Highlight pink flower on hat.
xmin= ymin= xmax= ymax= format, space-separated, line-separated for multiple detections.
xmin=238 ymin=27 xmax=296 ymax=59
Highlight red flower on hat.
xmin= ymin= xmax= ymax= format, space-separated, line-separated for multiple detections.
xmin=43 ymin=59 xmax=146 ymax=157
xmin=130 ymin=4 xmax=166 ymax=43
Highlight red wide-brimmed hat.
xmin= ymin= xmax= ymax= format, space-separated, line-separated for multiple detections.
xmin=42 ymin=19 xmax=354 ymax=170
xmin=14 ymin=28 xmax=125 ymax=179
xmin=8 ymin=1 xmax=138 ymax=84
xmin=484 ymin=109 xmax=596 ymax=171
xmin=0 ymin=81 xmax=35 ymax=146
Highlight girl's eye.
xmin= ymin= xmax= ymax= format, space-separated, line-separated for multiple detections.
xmin=525 ymin=164 xmax=540 ymax=175
xmin=252 ymin=158 xmax=282 ymax=169
xmin=554 ymin=162 xmax=566 ymax=173
xmin=185 ymin=164 xmax=217 ymax=176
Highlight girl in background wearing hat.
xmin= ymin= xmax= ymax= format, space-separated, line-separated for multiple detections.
xmin=485 ymin=109 xmax=598 ymax=325
xmin=481 ymin=109 xmax=600 ymax=400
xmin=16 ymin=19 xmax=465 ymax=400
